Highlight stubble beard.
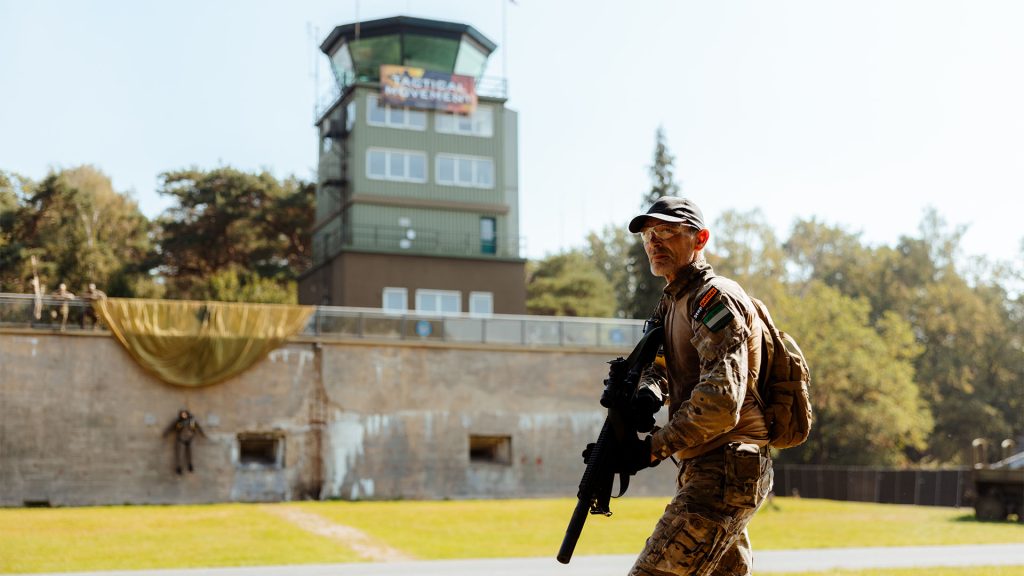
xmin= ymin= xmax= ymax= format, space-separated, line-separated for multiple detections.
xmin=648 ymin=249 xmax=700 ymax=282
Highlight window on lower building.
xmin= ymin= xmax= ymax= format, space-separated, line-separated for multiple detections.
xmin=469 ymin=292 xmax=493 ymax=316
xmin=469 ymin=435 xmax=512 ymax=465
xmin=436 ymin=154 xmax=494 ymax=188
xmin=238 ymin=433 xmax=284 ymax=469
xmin=415 ymin=289 xmax=461 ymax=315
xmin=367 ymin=148 xmax=427 ymax=183
xmin=382 ymin=287 xmax=408 ymax=312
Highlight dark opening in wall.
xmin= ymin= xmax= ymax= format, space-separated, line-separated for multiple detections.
xmin=470 ymin=435 xmax=512 ymax=465
xmin=238 ymin=433 xmax=284 ymax=468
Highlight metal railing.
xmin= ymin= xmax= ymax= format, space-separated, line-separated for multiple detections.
xmin=0 ymin=293 xmax=102 ymax=331
xmin=336 ymin=223 xmax=522 ymax=259
xmin=474 ymin=76 xmax=508 ymax=99
xmin=309 ymin=306 xmax=642 ymax=349
xmin=0 ymin=293 xmax=643 ymax=350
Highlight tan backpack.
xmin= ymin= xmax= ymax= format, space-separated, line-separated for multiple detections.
xmin=750 ymin=298 xmax=813 ymax=449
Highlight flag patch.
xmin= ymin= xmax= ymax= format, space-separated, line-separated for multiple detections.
xmin=691 ymin=287 xmax=720 ymax=323
xmin=698 ymin=287 xmax=718 ymax=308
xmin=702 ymin=302 xmax=733 ymax=332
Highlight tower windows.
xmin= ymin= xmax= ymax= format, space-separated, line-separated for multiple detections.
xmin=366 ymin=94 xmax=426 ymax=130
xmin=436 ymin=154 xmax=494 ymax=189
xmin=367 ymin=148 xmax=428 ymax=183
xmin=436 ymin=105 xmax=493 ymax=137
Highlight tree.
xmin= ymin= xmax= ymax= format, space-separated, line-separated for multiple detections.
xmin=526 ymin=250 xmax=616 ymax=317
xmin=784 ymin=218 xmax=873 ymax=289
xmin=782 ymin=210 xmax=1023 ymax=464
xmin=705 ymin=209 xmax=786 ymax=303
xmin=909 ymin=274 xmax=1017 ymax=462
xmin=156 ymin=167 xmax=314 ymax=302
xmin=772 ymin=282 xmax=933 ymax=466
xmin=585 ymin=225 xmax=634 ymax=317
xmin=0 ymin=171 xmax=22 ymax=218
xmin=0 ymin=172 xmax=25 ymax=292
xmin=196 ymin=265 xmax=296 ymax=304
xmin=0 ymin=166 xmax=157 ymax=296
xmin=624 ymin=126 xmax=681 ymax=318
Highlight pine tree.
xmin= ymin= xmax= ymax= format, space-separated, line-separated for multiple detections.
xmin=625 ymin=127 xmax=680 ymax=318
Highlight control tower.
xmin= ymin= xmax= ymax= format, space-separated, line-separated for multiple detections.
xmin=298 ymin=16 xmax=525 ymax=315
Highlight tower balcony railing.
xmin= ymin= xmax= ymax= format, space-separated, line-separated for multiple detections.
xmin=319 ymin=223 xmax=524 ymax=260
xmin=0 ymin=293 xmax=643 ymax=351
xmin=474 ymin=76 xmax=508 ymax=99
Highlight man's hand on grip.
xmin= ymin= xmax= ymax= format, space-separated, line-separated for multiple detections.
xmin=581 ymin=437 xmax=658 ymax=475
xmin=620 ymin=434 xmax=659 ymax=475
xmin=630 ymin=384 xmax=663 ymax=433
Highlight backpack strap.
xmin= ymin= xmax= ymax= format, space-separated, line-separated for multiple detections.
xmin=751 ymin=298 xmax=775 ymax=411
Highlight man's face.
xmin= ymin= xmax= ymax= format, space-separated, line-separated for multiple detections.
xmin=639 ymin=220 xmax=708 ymax=282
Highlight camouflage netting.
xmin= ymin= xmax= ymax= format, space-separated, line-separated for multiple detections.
xmin=95 ymin=298 xmax=314 ymax=387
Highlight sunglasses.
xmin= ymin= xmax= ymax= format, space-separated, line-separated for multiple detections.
xmin=639 ymin=223 xmax=691 ymax=243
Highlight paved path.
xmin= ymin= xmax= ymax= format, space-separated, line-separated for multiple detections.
xmin=12 ymin=544 xmax=1024 ymax=576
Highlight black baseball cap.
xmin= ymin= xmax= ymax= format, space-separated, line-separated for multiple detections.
xmin=628 ymin=196 xmax=705 ymax=233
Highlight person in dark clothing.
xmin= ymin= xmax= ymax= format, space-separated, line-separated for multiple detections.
xmin=163 ymin=410 xmax=206 ymax=475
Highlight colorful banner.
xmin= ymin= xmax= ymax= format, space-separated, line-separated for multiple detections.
xmin=380 ymin=65 xmax=477 ymax=114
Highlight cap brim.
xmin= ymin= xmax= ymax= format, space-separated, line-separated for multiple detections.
xmin=628 ymin=213 xmax=685 ymax=233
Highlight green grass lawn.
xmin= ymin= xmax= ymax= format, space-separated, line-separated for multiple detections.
xmin=0 ymin=497 xmax=1021 ymax=573
xmin=295 ymin=496 xmax=1024 ymax=559
xmin=0 ymin=504 xmax=361 ymax=574
xmin=753 ymin=497 xmax=1024 ymax=549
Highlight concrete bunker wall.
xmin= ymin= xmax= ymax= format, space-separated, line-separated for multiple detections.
xmin=0 ymin=331 xmax=676 ymax=506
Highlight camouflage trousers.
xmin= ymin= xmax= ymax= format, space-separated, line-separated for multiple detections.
xmin=629 ymin=443 xmax=773 ymax=576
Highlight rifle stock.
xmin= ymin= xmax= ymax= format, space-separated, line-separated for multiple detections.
xmin=556 ymin=326 xmax=663 ymax=564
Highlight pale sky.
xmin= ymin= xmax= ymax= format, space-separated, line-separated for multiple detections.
xmin=1 ymin=0 xmax=1022 ymax=266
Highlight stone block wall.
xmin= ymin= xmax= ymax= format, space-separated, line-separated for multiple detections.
xmin=0 ymin=330 xmax=676 ymax=506
xmin=0 ymin=332 xmax=319 ymax=506
xmin=318 ymin=343 xmax=677 ymax=500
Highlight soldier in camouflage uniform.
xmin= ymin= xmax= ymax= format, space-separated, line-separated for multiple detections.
xmin=625 ymin=197 xmax=773 ymax=576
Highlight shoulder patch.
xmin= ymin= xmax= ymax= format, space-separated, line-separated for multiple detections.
xmin=692 ymin=285 xmax=735 ymax=332
xmin=691 ymin=286 xmax=719 ymax=322
xmin=701 ymin=302 xmax=734 ymax=332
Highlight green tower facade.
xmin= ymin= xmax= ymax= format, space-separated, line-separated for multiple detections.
xmin=299 ymin=16 xmax=526 ymax=315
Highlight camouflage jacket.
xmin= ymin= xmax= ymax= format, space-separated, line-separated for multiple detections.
xmin=648 ymin=260 xmax=769 ymax=461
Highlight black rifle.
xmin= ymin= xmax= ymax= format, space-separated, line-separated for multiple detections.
xmin=557 ymin=325 xmax=664 ymax=564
